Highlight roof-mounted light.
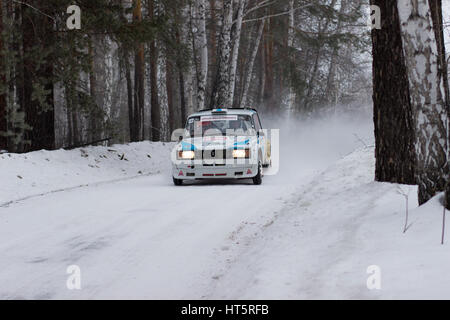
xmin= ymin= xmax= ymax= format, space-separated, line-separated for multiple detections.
xmin=211 ymin=108 xmax=228 ymax=114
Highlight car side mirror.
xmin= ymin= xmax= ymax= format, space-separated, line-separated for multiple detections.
xmin=171 ymin=128 xmax=185 ymax=142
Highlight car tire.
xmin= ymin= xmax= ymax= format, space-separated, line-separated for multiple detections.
xmin=173 ymin=177 xmax=183 ymax=186
xmin=252 ymin=160 xmax=263 ymax=185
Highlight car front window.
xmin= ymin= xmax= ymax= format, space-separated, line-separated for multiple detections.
xmin=186 ymin=115 xmax=255 ymax=137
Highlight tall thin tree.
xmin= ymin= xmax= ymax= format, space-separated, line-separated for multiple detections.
xmin=0 ymin=0 xmax=7 ymax=151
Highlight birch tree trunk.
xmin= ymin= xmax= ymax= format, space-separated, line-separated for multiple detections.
xmin=397 ymin=0 xmax=448 ymax=204
xmin=88 ymin=37 xmax=98 ymax=143
xmin=157 ymin=41 xmax=169 ymax=141
xmin=263 ymin=17 xmax=274 ymax=111
xmin=324 ymin=0 xmax=348 ymax=104
xmin=228 ymin=0 xmax=246 ymax=108
xmin=148 ymin=0 xmax=161 ymax=141
xmin=179 ymin=3 xmax=195 ymax=117
xmin=287 ymin=0 xmax=295 ymax=113
xmin=166 ymin=58 xmax=175 ymax=137
xmin=240 ymin=19 xmax=265 ymax=108
xmin=210 ymin=0 xmax=233 ymax=109
xmin=428 ymin=0 xmax=450 ymax=209
xmin=196 ymin=0 xmax=208 ymax=110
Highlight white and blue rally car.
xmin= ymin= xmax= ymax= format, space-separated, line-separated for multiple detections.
xmin=172 ymin=108 xmax=271 ymax=185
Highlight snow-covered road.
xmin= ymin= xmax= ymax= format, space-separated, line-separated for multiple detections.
xmin=2 ymin=113 xmax=448 ymax=299
xmin=0 ymin=171 xmax=304 ymax=299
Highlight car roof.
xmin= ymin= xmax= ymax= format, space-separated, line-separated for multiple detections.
xmin=188 ymin=108 xmax=258 ymax=118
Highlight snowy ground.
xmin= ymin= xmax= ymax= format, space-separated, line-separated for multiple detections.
xmin=0 ymin=141 xmax=172 ymax=206
xmin=0 ymin=113 xmax=448 ymax=299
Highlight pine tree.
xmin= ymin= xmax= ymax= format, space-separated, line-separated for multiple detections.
xmin=370 ymin=0 xmax=416 ymax=185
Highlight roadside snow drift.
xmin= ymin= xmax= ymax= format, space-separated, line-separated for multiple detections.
xmin=0 ymin=142 xmax=173 ymax=205
xmin=208 ymin=148 xmax=450 ymax=299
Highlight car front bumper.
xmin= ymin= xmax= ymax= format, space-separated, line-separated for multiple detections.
xmin=173 ymin=162 xmax=259 ymax=180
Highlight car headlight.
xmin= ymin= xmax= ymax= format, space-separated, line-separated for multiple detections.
xmin=232 ymin=149 xmax=250 ymax=158
xmin=178 ymin=150 xmax=195 ymax=160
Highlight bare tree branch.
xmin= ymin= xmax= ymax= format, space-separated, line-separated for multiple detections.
xmin=242 ymin=3 xmax=314 ymax=24
xmin=11 ymin=0 xmax=55 ymax=21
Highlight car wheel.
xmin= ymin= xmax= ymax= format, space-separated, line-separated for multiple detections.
xmin=252 ymin=160 xmax=263 ymax=185
xmin=173 ymin=177 xmax=183 ymax=186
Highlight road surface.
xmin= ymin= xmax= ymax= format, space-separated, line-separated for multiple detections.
xmin=0 ymin=116 xmax=374 ymax=299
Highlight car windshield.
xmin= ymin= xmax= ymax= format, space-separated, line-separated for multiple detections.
xmin=186 ymin=115 xmax=255 ymax=137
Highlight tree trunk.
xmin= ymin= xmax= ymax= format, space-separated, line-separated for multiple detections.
xmin=228 ymin=0 xmax=246 ymax=107
xmin=303 ymin=46 xmax=321 ymax=112
xmin=240 ymin=19 xmax=265 ymax=108
xmin=370 ymin=0 xmax=416 ymax=185
xmin=179 ymin=70 xmax=187 ymax=126
xmin=263 ymin=17 xmax=274 ymax=111
xmin=123 ymin=49 xmax=135 ymax=142
xmin=66 ymin=99 xmax=73 ymax=147
xmin=149 ymin=0 xmax=161 ymax=141
xmin=196 ymin=0 xmax=208 ymax=110
xmin=88 ymin=36 xmax=99 ymax=143
xmin=21 ymin=1 xmax=55 ymax=151
xmin=286 ymin=0 xmax=295 ymax=114
xmin=166 ymin=59 xmax=175 ymax=136
xmin=324 ymin=0 xmax=348 ymax=104
xmin=0 ymin=0 xmax=7 ymax=151
xmin=209 ymin=0 xmax=217 ymax=71
xmin=210 ymin=0 xmax=233 ymax=109
xmin=428 ymin=0 xmax=450 ymax=209
xmin=258 ymin=35 xmax=266 ymax=106
xmin=397 ymin=0 xmax=448 ymax=205
xmin=133 ymin=0 xmax=145 ymax=141
xmin=175 ymin=26 xmax=187 ymax=126
xmin=118 ymin=0 xmax=135 ymax=142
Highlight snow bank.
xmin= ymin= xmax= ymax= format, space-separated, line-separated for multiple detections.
xmin=0 ymin=142 xmax=174 ymax=205
xmin=209 ymin=147 xmax=450 ymax=299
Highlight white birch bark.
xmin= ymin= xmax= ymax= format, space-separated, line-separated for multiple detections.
xmin=287 ymin=0 xmax=295 ymax=113
xmin=157 ymin=44 xmax=169 ymax=141
xmin=196 ymin=0 xmax=208 ymax=110
xmin=324 ymin=0 xmax=347 ymax=104
xmin=240 ymin=19 xmax=265 ymax=108
xmin=397 ymin=0 xmax=448 ymax=203
xmin=181 ymin=4 xmax=196 ymax=115
xmin=228 ymin=0 xmax=246 ymax=107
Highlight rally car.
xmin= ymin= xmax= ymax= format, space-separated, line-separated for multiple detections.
xmin=172 ymin=108 xmax=271 ymax=185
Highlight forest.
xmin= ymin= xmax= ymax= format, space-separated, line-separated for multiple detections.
xmin=0 ymin=0 xmax=370 ymax=151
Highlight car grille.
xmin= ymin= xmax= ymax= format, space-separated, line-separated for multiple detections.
xmin=202 ymin=149 xmax=229 ymax=161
